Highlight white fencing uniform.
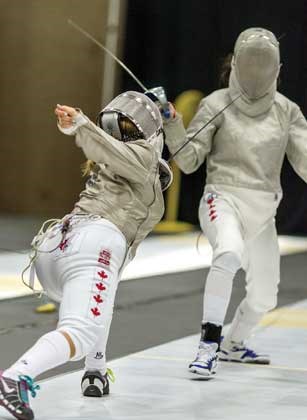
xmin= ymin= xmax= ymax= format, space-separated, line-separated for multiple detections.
xmin=164 ymin=28 xmax=307 ymax=346
xmin=34 ymin=216 xmax=127 ymax=362
xmin=199 ymin=185 xmax=281 ymax=339
xmin=3 ymin=91 xmax=167 ymax=383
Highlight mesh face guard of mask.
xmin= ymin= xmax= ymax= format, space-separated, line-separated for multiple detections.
xmin=233 ymin=28 xmax=280 ymax=100
xmin=97 ymin=91 xmax=164 ymax=142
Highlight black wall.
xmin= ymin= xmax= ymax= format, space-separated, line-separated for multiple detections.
xmin=122 ymin=0 xmax=307 ymax=234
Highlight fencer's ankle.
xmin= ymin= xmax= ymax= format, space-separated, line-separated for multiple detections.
xmin=85 ymin=367 xmax=107 ymax=375
xmin=201 ymin=322 xmax=222 ymax=349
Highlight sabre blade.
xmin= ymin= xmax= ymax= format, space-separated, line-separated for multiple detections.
xmin=168 ymin=94 xmax=242 ymax=161
xmin=68 ymin=19 xmax=148 ymax=92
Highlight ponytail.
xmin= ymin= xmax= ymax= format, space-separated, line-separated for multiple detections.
xmin=81 ymin=160 xmax=95 ymax=177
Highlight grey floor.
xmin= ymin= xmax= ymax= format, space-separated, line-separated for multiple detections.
xmin=0 ymin=252 xmax=306 ymax=380
xmin=7 ymin=301 xmax=307 ymax=420
xmin=0 ymin=217 xmax=307 ymax=419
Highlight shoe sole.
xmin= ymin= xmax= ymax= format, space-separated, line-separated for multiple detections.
xmin=81 ymin=376 xmax=109 ymax=398
xmin=219 ymin=357 xmax=270 ymax=365
xmin=0 ymin=398 xmax=34 ymax=420
xmin=188 ymin=365 xmax=217 ymax=378
xmin=83 ymin=385 xmax=103 ymax=397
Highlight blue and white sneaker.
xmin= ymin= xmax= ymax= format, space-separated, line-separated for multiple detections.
xmin=220 ymin=341 xmax=270 ymax=365
xmin=189 ymin=341 xmax=219 ymax=377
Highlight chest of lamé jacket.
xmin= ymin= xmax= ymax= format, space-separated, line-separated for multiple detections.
xmin=70 ymin=117 xmax=164 ymax=257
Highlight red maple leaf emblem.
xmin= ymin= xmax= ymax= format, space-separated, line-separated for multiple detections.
xmin=94 ymin=295 xmax=103 ymax=304
xmin=98 ymin=270 xmax=108 ymax=280
xmin=96 ymin=282 xmax=106 ymax=291
xmin=59 ymin=239 xmax=69 ymax=251
xmin=91 ymin=307 xmax=101 ymax=317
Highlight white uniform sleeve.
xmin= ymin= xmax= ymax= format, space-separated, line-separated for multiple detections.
xmin=286 ymin=104 xmax=307 ymax=183
xmin=59 ymin=112 xmax=153 ymax=184
xmin=163 ymin=98 xmax=218 ymax=174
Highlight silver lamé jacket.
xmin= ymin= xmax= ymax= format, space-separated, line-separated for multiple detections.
xmin=61 ymin=113 xmax=164 ymax=258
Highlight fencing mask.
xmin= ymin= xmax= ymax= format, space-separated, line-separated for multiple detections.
xmin=97 ymin=91 xmax=172 ymax=191
xmin=229 ymin=28 xmax=280 ymax=116
xmin=97 ymin=91 xmax=163 ymax=143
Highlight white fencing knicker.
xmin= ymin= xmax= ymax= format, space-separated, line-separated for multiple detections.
xmin=199 ymin=184 xmax=282 ymax=344
xmin=34 ymin=215 xmax=128 ymax=369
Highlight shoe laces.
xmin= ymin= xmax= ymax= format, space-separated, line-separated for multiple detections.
xmin=19 ymin=375 xmax=40 ymax=398
xmin=196 ymin=341 xmax=218 ymax=361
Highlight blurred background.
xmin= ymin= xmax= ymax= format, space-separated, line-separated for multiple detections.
xmin=1 ymin=0 xmax=307 ymax=234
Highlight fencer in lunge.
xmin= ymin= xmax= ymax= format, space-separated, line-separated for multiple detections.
xmin=0 ymin=91 xmax=172 ymax=420
xmin=163 ymin=27 xmax=307 ymax=377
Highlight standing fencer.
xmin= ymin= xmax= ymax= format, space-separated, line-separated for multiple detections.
xmin=0 ymin=91 xmax=172 ymax=420
xmin=163 ymin=27 xmax=307 ymax=377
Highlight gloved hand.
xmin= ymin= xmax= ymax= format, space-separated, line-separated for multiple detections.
xmin=55 ymin=104 xmax=79 ymax=128
xmin=55 ymin=104 xmax=87 ymax=135
xmin=161 ymin=102 xmax=176 ymax=120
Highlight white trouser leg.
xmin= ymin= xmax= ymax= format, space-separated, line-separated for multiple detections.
xmin=55 ymin=220 xmax=127 ymax=361
xmin=224 ymin=219 xmax=280 ymax=344
xmin=5 ymin=219 xmax=127 ymax=380
xmin=199 ymin=192 xmax=244 ymax=326
xmin=25 ymin=218 xmax=127 ymax=376
xmin=203 ymin=252 xmax=241 ymax=325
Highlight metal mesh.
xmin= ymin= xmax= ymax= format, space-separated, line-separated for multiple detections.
xmin=233 ymin=28 xmax=280 ymax=99
xmin=102 ymin=91 xmax=163 ymax=140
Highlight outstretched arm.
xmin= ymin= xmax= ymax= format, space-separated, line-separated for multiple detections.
xmin=54 ymin=105 xmax=153 ymax=183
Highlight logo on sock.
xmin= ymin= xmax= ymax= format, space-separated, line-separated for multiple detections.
xmin=94 ymin=352 xmax=104 ymax=360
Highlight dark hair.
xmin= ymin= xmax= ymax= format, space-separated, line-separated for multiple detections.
xmin=219 ymin=53 xmax=233 ymax=88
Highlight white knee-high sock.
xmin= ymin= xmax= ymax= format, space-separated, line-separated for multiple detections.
xmin=3 ymin=330 xmax=71 ymax=380
xmin=84 ymin=312 xmax=112 ymax=374
xmin=203 ymin=252 xmax=241 ymax=326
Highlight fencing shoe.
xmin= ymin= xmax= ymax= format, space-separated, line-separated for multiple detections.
xmin=81 ymin=368 xmax=115 ymax=397
xmin=189 ymin=341 xmax=219 ymax=377
xmin=220 ymin=339 xmax=270 ymax=364
xmin=0 ymin=373 xmax=40 ymax=420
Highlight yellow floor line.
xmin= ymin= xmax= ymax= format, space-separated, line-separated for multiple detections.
xmin=131 ymin=354 xmax=307 ymax=373
xmin=260 ymin=308 xmax=307 ymax=328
